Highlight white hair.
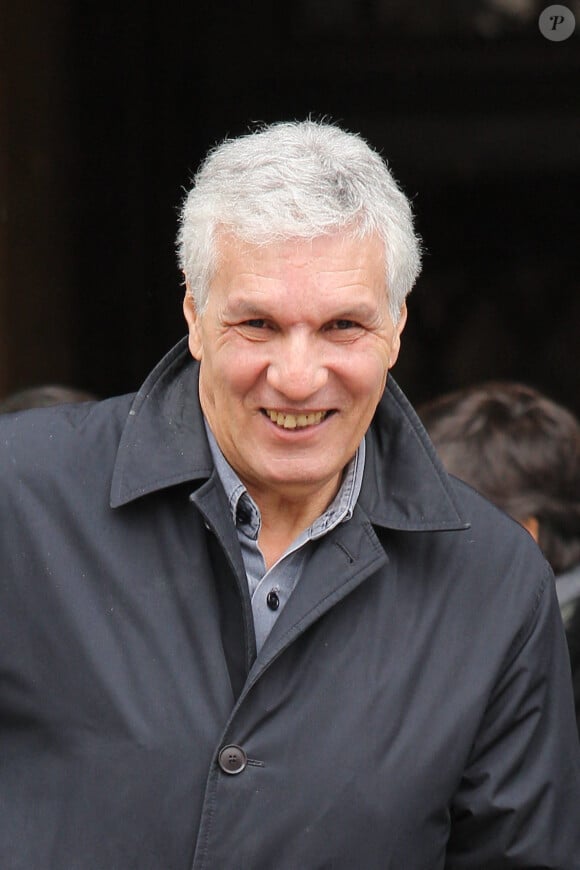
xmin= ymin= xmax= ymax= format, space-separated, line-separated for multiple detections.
xmin=177 ymin=120 xmax=422 ymax=322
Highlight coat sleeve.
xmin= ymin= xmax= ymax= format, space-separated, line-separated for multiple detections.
xmin=446 ymin=567 xmax=580 ymax=869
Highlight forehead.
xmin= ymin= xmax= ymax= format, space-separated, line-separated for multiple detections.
xmin=211 ymin=230 xmax=386 ymax=306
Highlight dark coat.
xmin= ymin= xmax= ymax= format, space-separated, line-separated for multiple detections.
xmin=1 ymin=339 xmax=579 ymax=869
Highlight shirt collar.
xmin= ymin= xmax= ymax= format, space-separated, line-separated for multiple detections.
xmin=204 ymin=417 xmax=366 ymax=541
xmin=204 ymin=420 xmax=261 ymax=538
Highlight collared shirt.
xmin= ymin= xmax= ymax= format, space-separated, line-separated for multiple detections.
xmin=204 ymin=420 xmax=366 ymax=652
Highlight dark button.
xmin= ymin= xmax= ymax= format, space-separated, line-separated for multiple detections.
xmin=266 ymin=590 xmax=280 ymax=611
xmin=218 ymin=744 xmax=247 ymax=775
xmin=236 ymin=502 xmax=251 ymax=525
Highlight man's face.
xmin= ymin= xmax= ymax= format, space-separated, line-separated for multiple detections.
xmin=183 ymin=230 xmax=406 ymax=506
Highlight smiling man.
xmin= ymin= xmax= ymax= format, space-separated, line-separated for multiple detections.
xmin=1 ymin=120 xmax=579 ymax=869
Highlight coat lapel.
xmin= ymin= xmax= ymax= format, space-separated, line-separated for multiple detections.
xmin=244 ymin=503 xmax=389 ymax=690
xmin=189 ymin=475 xmax=257 ymax=675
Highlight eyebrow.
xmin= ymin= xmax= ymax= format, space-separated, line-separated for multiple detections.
xmin=225 ymin=301 xmax=271 ymax=319
xmin=225 ymin=300 xmax=379 ymax=322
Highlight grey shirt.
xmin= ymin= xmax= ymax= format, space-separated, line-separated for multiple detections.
xmin=204 ymin=420 xmax=366 ymax=652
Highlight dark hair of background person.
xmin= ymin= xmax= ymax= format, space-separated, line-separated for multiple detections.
xmin=418 ymin=381 xmax=580 ymax=577
xmin=0 ymin=385 xmax=98 ymax=413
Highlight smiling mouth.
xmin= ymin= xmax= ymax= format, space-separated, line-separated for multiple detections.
xmin=262 ymin=409 xmax=333 ymax=429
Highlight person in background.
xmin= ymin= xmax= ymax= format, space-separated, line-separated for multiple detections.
xmin=1 ymin=120 xmax=579 ymax=869
xmin=419 ymin=380 xmax=580 ymax=732
xmin=0 ymin=384 xmax=97 ymax=412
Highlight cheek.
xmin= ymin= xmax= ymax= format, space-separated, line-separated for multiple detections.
xmin=339 ymin=353 xmax=389 ymax=403
xmin=207 ymin=347 xmax=267 ymax=400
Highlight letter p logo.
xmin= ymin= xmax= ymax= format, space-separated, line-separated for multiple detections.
xmin=539 ymin=5 xmax=576 ymax=40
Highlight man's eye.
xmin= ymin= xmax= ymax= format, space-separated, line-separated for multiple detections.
xmin=331 ymin=320 xmax=358 ymax=330
xmin=244 ymin=319 xmax=267 ymax=329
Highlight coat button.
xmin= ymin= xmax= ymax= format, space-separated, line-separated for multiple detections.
xmin=266 ymin=590 xmax=280 ymax=611
xmin=218 ymin=744 xmax=247 ymax=775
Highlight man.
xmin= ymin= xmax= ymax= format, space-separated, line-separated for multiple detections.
xmin=418 ymin=381 xmax=580 ymax=585
xmin=1 ymin=120 xmax=579 ymax=869
xmin=419 ymin=380 xmax=580 ymax=733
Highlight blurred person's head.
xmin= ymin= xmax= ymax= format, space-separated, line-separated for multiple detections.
xmin=419 ymin=381 xmax=580 ymax=575
xmin=0 ymin=385 xmax=97 ymax=413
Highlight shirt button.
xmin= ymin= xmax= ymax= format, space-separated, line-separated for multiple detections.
xmin=236 ymin=503 xmax=251 ymax=525
xmin=218 ymin=745 xmax=247 ymax=775
xmin=266 ymin=590 xmax=280 ymax=611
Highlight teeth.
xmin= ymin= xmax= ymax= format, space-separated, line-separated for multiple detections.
xmin=265 ymin=410 xmax=328 ymax=429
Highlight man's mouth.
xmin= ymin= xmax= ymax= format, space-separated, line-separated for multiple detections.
xmin=262 ymin=409 xmax=333 ymax=430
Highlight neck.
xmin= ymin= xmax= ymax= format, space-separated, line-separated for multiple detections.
xmin=248 ymin=478 xmax=342 ymax=569
xmin=251 ymin=476 xmax=342 ymax=534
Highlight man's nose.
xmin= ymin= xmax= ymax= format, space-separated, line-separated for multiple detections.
xmin=266 ymin=334 xmax=328 ymax=399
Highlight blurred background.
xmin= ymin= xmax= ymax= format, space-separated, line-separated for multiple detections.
xmin=1 ymin=0 xmax=579 ymax=411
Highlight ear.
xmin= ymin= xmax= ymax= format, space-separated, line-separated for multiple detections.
xmin=520 ymin=515 xmax=540 ymax=544
xmin=388 ymin=302 xmax=407 ymax=369
xmin=183 ymin=289 xmax=203 ymax=360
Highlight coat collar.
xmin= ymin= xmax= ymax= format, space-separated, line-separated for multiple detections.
xmin=110 ymin=338 xmax=468 ymax=532
xmin=359 ymin=376 xmax=468 ymax=531
xmin=110 ymin=338 xmax=213 ymax=507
